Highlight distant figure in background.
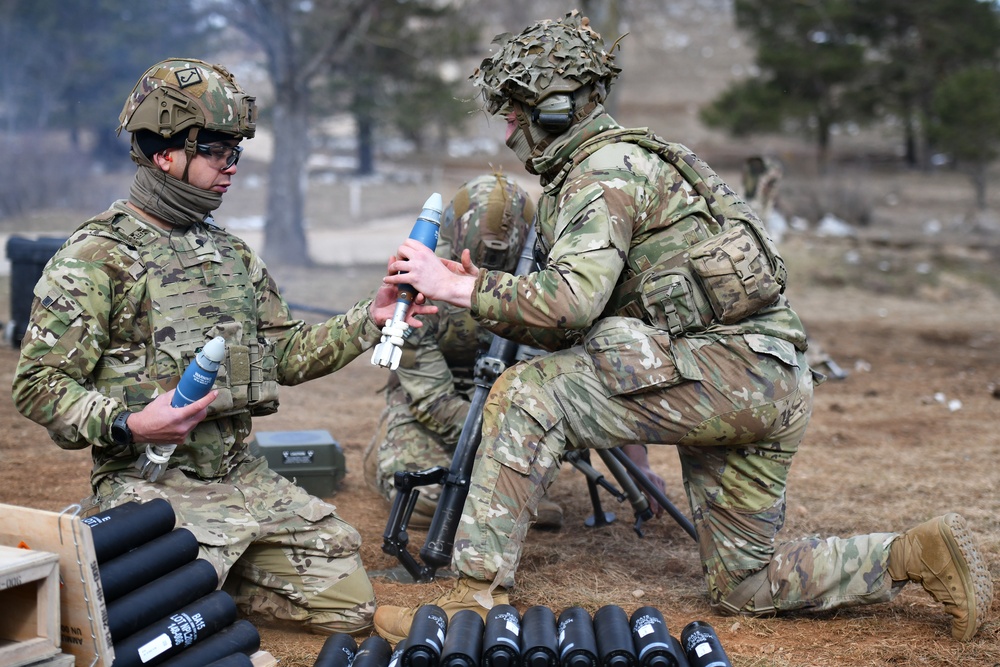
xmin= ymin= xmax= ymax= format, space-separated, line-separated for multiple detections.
xmin=742 ymin=155 xmax=787 ymax=244
xmin=364 ymin=173 xmax=565 ymax=529
xmin=743 ymin=155 xmax=847 ymax=380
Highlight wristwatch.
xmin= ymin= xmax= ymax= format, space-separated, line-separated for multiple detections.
xmin=110 ymin=410 xmax=134 ymax=447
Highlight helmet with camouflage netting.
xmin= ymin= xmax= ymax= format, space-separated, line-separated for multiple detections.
xmin=470 ymin=9 xmax=622 ymax=115
xmin=118 ymin=58 xmax=257 ymax=142
xmin=440 ymin=173 xmax=535 ymax=272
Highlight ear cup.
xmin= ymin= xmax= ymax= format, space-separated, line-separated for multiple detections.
xmin=531 ymin=108 xmax=573 ymax=132
xmin=531 ymin=94 xmax=575 ymax=133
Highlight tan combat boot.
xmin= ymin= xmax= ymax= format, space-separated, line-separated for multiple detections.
xmin=374 ymin=577 xmax=509 ymax=644
xmin=887 ymin=513 xmax=993 ymax=641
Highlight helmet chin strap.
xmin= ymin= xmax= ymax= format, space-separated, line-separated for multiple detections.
xmin=508 ymin=100 xmax=558 ymax=170
xmin=511 ymin=101 xmax=539 ymax=152
xmin=180 ymin=127 xmax=199 ymax=183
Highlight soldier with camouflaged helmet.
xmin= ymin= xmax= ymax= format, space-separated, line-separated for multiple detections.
xmin=364 ymin=172 xmax=550 ymax=525
xmin=373 ymin=11 xmax=992 ymax=644
xmin=10 ymin=58 xmax=435 ymax=635
xmin=366 ymin=172 xmax=661 ymax=530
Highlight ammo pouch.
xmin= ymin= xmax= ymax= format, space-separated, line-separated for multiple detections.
xmin=614 ymin=223 xmax=781 ymax=334
xmin=687 ymin=223 xmax=782 ymax=324
xmin=588 ymin=130 xmax=786 ymax=333
xmin=204 ymin=323 xmax=280 ymax=417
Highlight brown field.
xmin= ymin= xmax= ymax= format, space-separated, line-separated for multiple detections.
xmin=2 ymin=3 xmax=999 ymax=665
xmin=1 ymin=208 xmax=998 ymax=666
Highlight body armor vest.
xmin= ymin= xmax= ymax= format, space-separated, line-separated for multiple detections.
xmin=543 ymin=129 xmax=786 ymax=335
xmin=87 ymin=212 xmax=279 ymax=419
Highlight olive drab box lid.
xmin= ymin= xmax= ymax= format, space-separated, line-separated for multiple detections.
xmin=249 ymin=430 xmax=347 ymax=498
xmin=0 ymin=503 xmax=114 ymax=667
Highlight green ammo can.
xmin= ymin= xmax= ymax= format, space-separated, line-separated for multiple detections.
xmin=249 ymin=430 xmax=346 ymax=498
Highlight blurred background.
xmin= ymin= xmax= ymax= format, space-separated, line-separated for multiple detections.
xmin=2 ymin=0 xmax=999 ymax=300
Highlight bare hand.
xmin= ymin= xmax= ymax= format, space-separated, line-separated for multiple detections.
xmin=126 ymin=389 xmax=217 ymax=445
xmin=384 ymin=239 xmax=478 ymax=309
xmin=371 ymin=255 xmax=439 ymax=327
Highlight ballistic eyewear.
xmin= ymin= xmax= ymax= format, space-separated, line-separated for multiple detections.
xmin=196 ymin=142 xmax=243 ymax=169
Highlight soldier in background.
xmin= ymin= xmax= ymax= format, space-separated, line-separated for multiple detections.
xmin=365 ymin=172 xmax=563 ymax=529
xmin=375 ymin=11 xmax=991 ymax=644
xmin=742 ymin=155 xmax=785 ymax=243
xmin=743 ymin=155 xmax=848 ymax=380
xmin=11 ymin=58 xmax=435 ymax=635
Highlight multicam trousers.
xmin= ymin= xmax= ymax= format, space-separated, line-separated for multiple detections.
xmin=452 ymin=318 xmax=898 ymax=614
xmin=366 ymin=383 xmax=454 ymax=512
xmin=95 ymin=452 xmax=375 ymax=634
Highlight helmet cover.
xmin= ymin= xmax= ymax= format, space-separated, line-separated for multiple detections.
xmin=471 ymin=10 xmax=621 ymax=114
xmin=118 ymin=58 xmax=256 ymax=140
xmin=441 ymin=173 xmax=535 ymax=271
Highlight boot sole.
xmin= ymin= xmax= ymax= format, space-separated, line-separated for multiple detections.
xmin=941 ymin=513 xmax=994 ymax=641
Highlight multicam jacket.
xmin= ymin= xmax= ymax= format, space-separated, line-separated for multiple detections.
xmin=469 ymin=114 xmax=808 ymax=353
xmin=12 ymin=200 xmax=382 ymax=482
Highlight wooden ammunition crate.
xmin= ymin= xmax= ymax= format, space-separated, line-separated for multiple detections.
xmin=0 ymin=544 xmax=60 ymax=667
xmin=0 ymin=503 xmax=112 ymax=667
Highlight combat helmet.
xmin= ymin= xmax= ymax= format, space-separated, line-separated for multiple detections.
xmin=471 ymin=10 xmax=621 ymax=117
xmin=442 ymin=173 xmax=535 ymax=272
xmin=118 ymin=58 xmax=256 ymax=141
xmin=118 ymin=58 xmax=256 ymax=179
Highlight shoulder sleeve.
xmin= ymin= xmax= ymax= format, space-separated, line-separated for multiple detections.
xmin=12 ymin=231 xmax=139 ymax=449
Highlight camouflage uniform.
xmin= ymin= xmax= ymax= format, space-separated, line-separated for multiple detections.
xmin=375 ymin=14 xmax=990 ymax=644
xmin=12 ymin=199 xmax=378 ymax=633
xmin=370 ymin=175 xmax=532 ymax=509
xmin=450 ymin=113 xmax=902 ymax=615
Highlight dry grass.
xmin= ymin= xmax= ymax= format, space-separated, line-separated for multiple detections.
xmin=1 ymin=3 xmax=999 ymax=664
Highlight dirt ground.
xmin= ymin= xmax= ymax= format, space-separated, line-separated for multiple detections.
xmin=4 ymin=4 xmax=999 ymax=663
xmin=0 ymin=223 xmax=998 ymax=666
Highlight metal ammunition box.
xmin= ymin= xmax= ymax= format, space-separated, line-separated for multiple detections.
xmin=249 ymin=430 xmax=346 ymax=498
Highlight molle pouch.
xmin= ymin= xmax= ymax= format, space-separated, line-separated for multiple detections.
xmin=204 ymin=323 xmax=249 ymax=416
xmin=220 ymin=341 xmax=251 ymax=411
xmin=639 ymin=270 xmax=712 ymax=335
xmin=687 ymin=224 xmax=781 ymax=324
xmin=248 ymin=338 xmax=279 ymax=416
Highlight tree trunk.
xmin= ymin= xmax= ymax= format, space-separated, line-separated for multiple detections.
xmin=817 ymin=117 xmax=831 ymax=175
xmin=356 ymin=110 xmax=375 ymax=176
xmin=903 ymin=110 xmax=917 ymax=167
xmin=263 ymin=84 xmax=313 ymax=267
xmin=972 ymin=162 xmax=987 ymax=210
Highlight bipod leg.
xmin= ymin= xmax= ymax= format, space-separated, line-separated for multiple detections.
xmin=606 ymin=447 xmax=698 ymax=542
xmin=564 ymin=450 xmax=616 ymax=527
xmin=595 ymin=449 xmax=653 ymax=537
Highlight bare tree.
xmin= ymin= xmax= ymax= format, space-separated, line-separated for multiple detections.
xmin=219 ymin=0 xmax=376 ymax=266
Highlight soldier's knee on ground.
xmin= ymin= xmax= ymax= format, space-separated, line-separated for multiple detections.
xmin=230 ymin=543 xmax=375 ymax=634
xmin=303 ymin=567 xmax=377 ymax=635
